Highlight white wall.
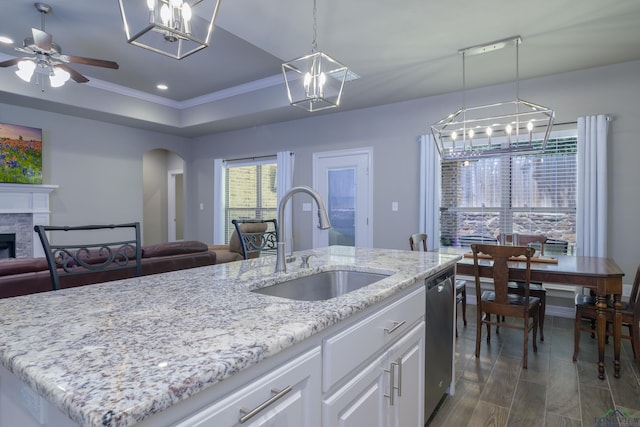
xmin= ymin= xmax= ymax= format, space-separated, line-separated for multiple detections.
xmin=1 ymin=60 xmax=639 ymax=284
xmin=189 ymin=60 xmax=640 ymax=283
xmin=0 ymin=105 xmax=190 ymax=242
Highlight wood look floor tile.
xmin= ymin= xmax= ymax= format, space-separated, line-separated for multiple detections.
xmin=580 ymin=383 xmax=616 ymax=426
xmin=468 ymin=402 xmax=509 ymax=427
xmin=551 ymin=316 xmax=575 ymax=331
xmin=479 ymin=354 xmax=522 ymax=407
xmin=428 ymin=378 xmax=483 ymax=427
xmin=428 ymin=308 xmax=640 ymax=427
xmin=544 ymin=412 xmax=582 ymax=427
xmin=608 ymin=358 xmax=640 ymax=411
xmin=518 ymin=350 xmax=550 ymax=385
xmin=506 ymin=380 xmax=546 ymax=427
xmin=577 ymin=359 xmax=610 ymax=389
xmin=546 ymin=358 xmax=580 ymax=419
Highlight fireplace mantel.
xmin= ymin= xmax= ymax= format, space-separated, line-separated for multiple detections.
xmin=0 ymin=184 xmax=58 ymax=257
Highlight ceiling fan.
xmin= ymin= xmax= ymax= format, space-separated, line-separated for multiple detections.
xmin=0 ymin=2 xmax=119 ymax=88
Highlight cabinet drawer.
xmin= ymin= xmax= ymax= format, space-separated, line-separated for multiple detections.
xmin=176 ymin=347 xmax=321 ymax=427
xmin=323 ymin=286 xmax=425 ymax=391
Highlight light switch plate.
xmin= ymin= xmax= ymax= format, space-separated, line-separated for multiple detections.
xmin=392 ymin=201 xmax=398 ymax=211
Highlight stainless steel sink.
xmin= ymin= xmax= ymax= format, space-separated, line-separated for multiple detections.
xmin=252 ymin=270 xmax=391 ymax=301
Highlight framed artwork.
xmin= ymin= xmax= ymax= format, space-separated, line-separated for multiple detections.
xmin=0 ymin=123 xmax=42 ymax=184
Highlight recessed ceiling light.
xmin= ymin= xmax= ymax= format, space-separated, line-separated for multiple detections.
xmin=0 ymin=36 xmax=13 ymax=44
xmin=157 ymin=84 xmax=168 ymax=90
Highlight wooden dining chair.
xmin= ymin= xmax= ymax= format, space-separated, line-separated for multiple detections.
xmin=471 ymin=243 xmax=540 ymax=368
xmin=496 ymin=233 xmax=548 ymax=341
xmin=410 ymin=233 xmax=467 ymax=336
xmin=573 ymin=263 xmax=640 ymax=362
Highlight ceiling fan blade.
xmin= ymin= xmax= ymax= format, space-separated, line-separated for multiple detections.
xmin=60 ymin=54 xmax=119 ymax=70
xmin=58 ymin=64 xmax=89 ymax=83
xmin=0 ymin=58 xmax=22 ymax=68
xmin=32 ymin=28 xmax=53 ymax=52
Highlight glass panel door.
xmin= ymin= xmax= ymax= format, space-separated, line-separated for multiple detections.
xmin=328 ymin=168 xmax=356 ymax=246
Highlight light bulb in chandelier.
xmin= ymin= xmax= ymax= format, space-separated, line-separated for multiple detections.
xmin=527 ymin=121 xmax=534 ymax=140
xmin=160 ymin=3 xmax=171 ymax=25
xmin=303 ymin=72 xmax=312 ymax=90
xmin=182 ymin=3 xmax=192 ymax=34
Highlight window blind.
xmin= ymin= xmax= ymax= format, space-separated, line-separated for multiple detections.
xmin=440 ymin=132 xmax=577 ymax=254
xmin=223 ymin=161 xmax=278 ymax=243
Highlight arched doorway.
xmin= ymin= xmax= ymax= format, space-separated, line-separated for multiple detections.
xmin=142 ymin=149 xmax=185 ymax=245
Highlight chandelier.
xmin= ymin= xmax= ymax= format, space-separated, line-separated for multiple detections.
xmin=431 ymin=36 xmax=555 ymax=161
xmin=118 ymin=0 xmax=222 ymax=60
xmin=282 ymin=0 xmax=349 ymax=112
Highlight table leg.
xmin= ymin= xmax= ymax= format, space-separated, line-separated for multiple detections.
xmin=613 ymin=293 xmax=622 ymax=378
xmin=596 ymin=295 xmax=607 ymax=380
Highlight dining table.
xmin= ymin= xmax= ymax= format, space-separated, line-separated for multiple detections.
xmin=439 ymin=247 xmax=625 ymax=380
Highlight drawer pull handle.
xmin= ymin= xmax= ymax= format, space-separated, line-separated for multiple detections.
xmin=384 ymin=363 xmax=396 ymax=406
xmin=239 ymin=386 xmax=293 ymax=424
xmin=384 ymin=320 xmax=406 ymax=334
xmin=396 ymin=357 xmax=403 ymax=397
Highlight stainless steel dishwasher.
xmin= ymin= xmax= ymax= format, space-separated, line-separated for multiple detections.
xmin=425 ymin=266 xmax=454 ymax=422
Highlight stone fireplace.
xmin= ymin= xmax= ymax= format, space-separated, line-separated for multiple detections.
xmin=0 ymin=184 xmax=57 ymax=258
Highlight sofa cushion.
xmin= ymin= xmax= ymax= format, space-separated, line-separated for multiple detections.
xmin=0 ymin=257 xmax=49 ymax=276
xmin=142 ymin=241 xmax=208 ymax=259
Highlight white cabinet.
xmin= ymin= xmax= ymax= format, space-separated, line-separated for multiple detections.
xmin=176 ymin=347 xmax=321 ymax=427
xmin=322 ymin=286 xmax=426 ymax=391
xmin=389 ymin=323 xmax=424 ymax=427
xmin=322 ymin=323 xmax=425 ymax=427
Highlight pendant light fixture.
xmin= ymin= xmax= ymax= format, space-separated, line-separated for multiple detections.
xmin=118 ymin=0 xmax=222 ymax=60
xmin=431 ymin=36 xmax=555 ymax=161
xmin=282 ymin=0 xmax=350 ymax=112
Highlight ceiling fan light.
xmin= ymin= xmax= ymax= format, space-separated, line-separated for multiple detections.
xmin=49 ymin=66 xmax=70 ymax=87
xmin=15 ymin=60 xmax=36 ymax=82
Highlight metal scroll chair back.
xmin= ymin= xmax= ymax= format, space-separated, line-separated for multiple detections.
xmin=34 ymin=222 xmax=142 ymax=291
xmin=231 ymin=219 xmax=278 ymax=259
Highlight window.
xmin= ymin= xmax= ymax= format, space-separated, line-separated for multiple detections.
xmin=440 ymin=131 xmax=577 ymax=255
xmin=223 ymin=158 xmax=277 ymax=243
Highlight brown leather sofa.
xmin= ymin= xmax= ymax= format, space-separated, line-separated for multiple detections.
xmin=0 ymin=240 xmax=216 ymax=299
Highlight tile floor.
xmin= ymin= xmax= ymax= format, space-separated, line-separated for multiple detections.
xmin=427 ymin=305 xmax=640 ymax=427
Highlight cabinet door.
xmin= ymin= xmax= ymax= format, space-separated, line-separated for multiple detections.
xmin=177 ymin=348 xmax=321 ymax=427
xmin=323 ymin=323 xmax=425 ymax=427
xmin=322 ymin=350 xmax=389 ymax=427
xmin=388 ymin=322 xmax=425 ymax=427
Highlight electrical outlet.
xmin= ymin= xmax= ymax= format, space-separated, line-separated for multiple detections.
xmin=392 ymin=201 xmax=399 ymax=211
xmin=302 ymin=203 xmax=312 ymax=212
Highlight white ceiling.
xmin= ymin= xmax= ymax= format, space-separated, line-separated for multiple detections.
xmin=1 ymin=0 xmax=639 ymax=137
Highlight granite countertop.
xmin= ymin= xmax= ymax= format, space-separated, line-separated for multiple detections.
xmin=0 ymin=246 xmax=460 ymax=427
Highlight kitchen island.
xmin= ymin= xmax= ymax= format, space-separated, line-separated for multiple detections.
xmin=0 ymin=246 xmax=460 ymax=427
